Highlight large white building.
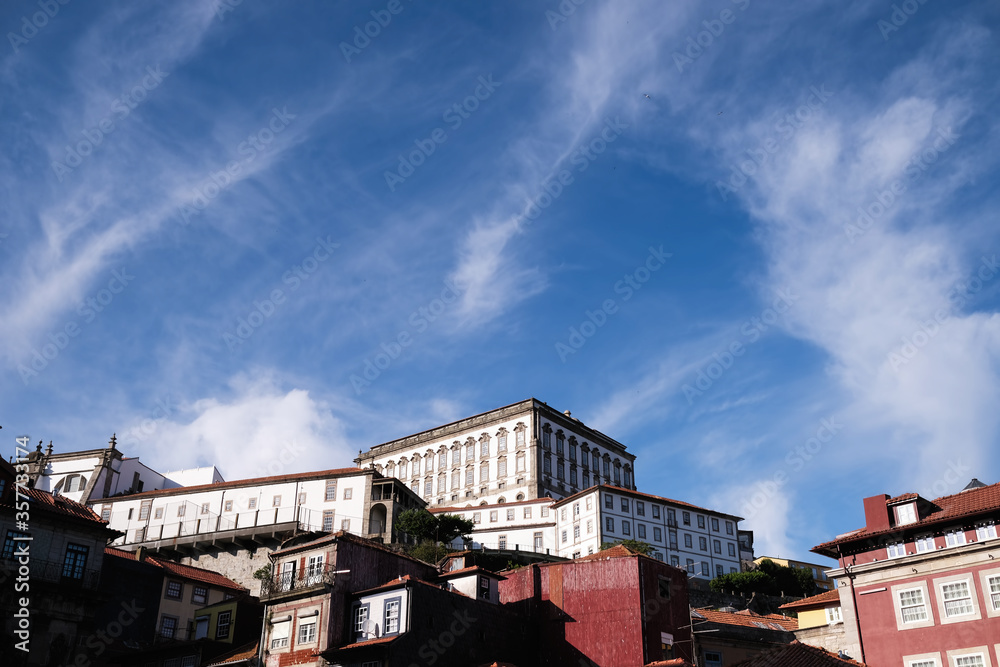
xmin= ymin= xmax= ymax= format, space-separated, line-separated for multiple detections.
xmin=432 ymin=485 xmax=743 ymax=579
xmin=356 ymin=398 xmax=637 ymax=508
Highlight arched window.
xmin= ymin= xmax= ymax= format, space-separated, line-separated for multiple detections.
xmin=56 ymin=474 xmax=87 ymax=493
xmin=516 ymin=493 xmax=525 ymax=501
xmin=497 ymin=428 xmax=508 ymax=453
xmin=452 ymin=442 xmax=462 ymax=466
xmin=480 ymin=434 xmax=490 ymax=458
xmin=497 ymin=497 xmax=506 ymax=504
xmin=514 ymin=422 xmax=527 ymax=448
xmin=542 ymin=425 xmax=552 ymax=450
xmin=555 ymin=431 xmax=565 ymax=456
xmin=613 ymin=460 xmax=621 ymax=485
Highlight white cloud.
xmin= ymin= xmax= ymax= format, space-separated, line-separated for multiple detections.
xmin=128 ymin=373 xmax=355 ymax=480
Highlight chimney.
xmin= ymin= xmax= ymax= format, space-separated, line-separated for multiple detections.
xmin=135 ymin=546 xmax=146 ymax=563
xmin=863 ymin=494 xmax=892 ymax=532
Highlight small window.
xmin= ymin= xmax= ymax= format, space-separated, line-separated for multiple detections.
xmin=699 ymin=537 xmax=707 ymax=551
xmin=271 ymin=619 xmax=290 ymax=648
xmin=976 ymin=522 xmax=997 ymax=540
xmin=682 ymin=511 xmax=690 ymax=525
xmin=684 ymin=534 xmax=693 ymax=548
xmin=273 ymin=495 xmax=282 ymax=507
xmin=298 ymin=492 xmax=307 ymax=505
xmin=541 ymin=506 xmax=549 ymax=517
xmin=658 ymin=576 xmax=672 ymax=599
xmin=954 ymin=657 xmax=985 ymax=667
xmin=160 ymin=616 xmax=178 ymax=639
xmin=177 ymin=505 xmax=186 ymax=517
xmin=325 ymin=480 xmax=337 ymax=501
xmin=385 ymin=599 xmax=401 ymax=634
xmin=343 ymin=488 xmax=353 ymax=500
xmin=224 ymin=500 xmax=233 ymax=512
xmin=711 ymin=517 xmax=719 ymax=532
xmin=524 ymin=507 xmax=532 ymax=519
xmin=697 ymin=515 xmax=706 ymax=529
xmin=606 ymin=517 xmax=614 ymax=532
xmin=716 ymin=564 xmax=724 ymax=577
xmin=940 ymin=580 xmax=974 ymax=617
xmin=887 ymin=542 xmax=906 ymax=558
xmin=898 ymin=587 xmax=928 ymax=623
xmin=165 ymin=580 xmax=183 ymax=599
xmin=507 ymin=509 xmax=515 ymax=521
xmin=825 ymin=606 xmax=842 ymax=624
xmin=322 ymin=510 xmax=335 ymax=531
xmin=622 ymin=521 xmax=630 ymax=536
xmin=248 ymin=498 xmax=257 ymax=510
xmin=62 ymin=543 xmax=89 ymax=580
xmin=200 ymin=503 xmax=210 ymax=514
xmin=562 ymin=530 xmax=568 ymax=543
xmin=155 ymin=508 xmax=164 ymax=520
xmin=499 ymin=535 xmax=507 ymax=549
xmin=896 ymin=502 xmax=917 ymax=525
xmin=298 ymin=618 xmax=317 ymax=644
xmin=192 ymin=586 xmax=208 ymax=604
xmin=605 ymin=494 xmax=614 ymax=509
xmin=987 ymin=574 xmax=1000 ymax=611
xmin=713 ymin=539 xmax=722 ymax=554
xmin=701 ymin=562 xmax=709 ymax=576
xmin=636 ymin=501 xmax=645 ymax=516
xmin=490 ymin=510 xmax=498 ymax=522
xmin=653 ymin=527 xmax=662 ymax=542
xmin=638 ymin=524 xmax=646 ymax=539
xmin=945 ymin=529 xmax=966 ymax=547
xmin=216 ymin=611 xmax=231 ymax=639
xmin=478 ymin=576 xmax=491 ymax=601
xmin=728 ymin=543 xmax=736 ymax=557
xmin=341 ymin=519 xmax=351 ymax=531
xmin=473 ymin=512 xmax=481 ymax=524
xmin=621 ymin=498 xmax=629 ymax=512
xmin=725 ymin=521 xmax=734 ymax=535
xmin=574 ymin=525 xmax=580 ymax=540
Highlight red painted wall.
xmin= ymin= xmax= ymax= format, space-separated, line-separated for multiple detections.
xmin=500 ymin=556 xmax=692 ymax=666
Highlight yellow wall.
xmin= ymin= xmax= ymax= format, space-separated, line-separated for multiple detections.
xmin=795 ymin=608 xmax=829 ymax=630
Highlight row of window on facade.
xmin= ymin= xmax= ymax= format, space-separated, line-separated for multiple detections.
xmin=884 ymin=523 xmax=997 ymax=559
xmin=599 ymin=494 xmax=736 ymax=534
xmin=377 ymin=433 xmax=630 ymax=481
xmin=270 ymin=610 xmax=321 ymax=650
xmin=110 ymin=480 xmax=353 ymax=524
xmin=894 ymin=569 xmax=1000 ymax=628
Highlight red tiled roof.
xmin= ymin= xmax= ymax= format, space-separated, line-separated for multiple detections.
xmin=693 ymin=608 xmax=798 ymax=631
xmin=552 ymin=484 xmax=743 ymax=520
xmin=646 ymin=660 xmax=696 ymax=667
xmin=4 ymin=487 xmax=108 ymax=525
xmin=730 ymin=641 xmax=866 ymax=667
xmin=90 ymin=467 xmax=368 ymax=501
xmin=887 ymin=492 xmax=919 ymax=504
xmin=779 ymin=589 xmax=841 ymax=610
xmin=104 ymin=545 xmax=245 ymax=590
xmin=204 ymin=641 xmax=259 ymax=666
xmin=576 ymin=544 xmax=639 ymax=561
xmin=813 ymin=481 xmax=1000 ymax=556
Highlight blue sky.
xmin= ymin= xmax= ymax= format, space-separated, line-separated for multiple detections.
xmin=3 ymin=0 xmax=999 ymax=565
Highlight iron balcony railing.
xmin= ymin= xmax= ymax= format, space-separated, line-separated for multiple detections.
xmin=259 ymin=563 xmax=339 ymax=599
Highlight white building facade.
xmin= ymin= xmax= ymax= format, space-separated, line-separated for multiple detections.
xmin=550 ymin=485 xmax=743 ymax=579
xmin=356 ymin=398 xmax=637 ymax=508
xmin=432 ymin=497 xmax=559 ymax=554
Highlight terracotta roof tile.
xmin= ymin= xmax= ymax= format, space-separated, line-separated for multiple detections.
xmin=814 ymin=481 xmax=1000 ymax=555
xmin=438 ymin=565 xmax=505 ymax=580
xmin=204 ymin=641 xmax=259 ymax=666
xmin=332 ymin=635 xmax=399 ymax=650
xmin=3 ymin=487 xmax=107 ymax=525
xmin=692 ymin=608 xmax=798 ymax=631
xmin=730 ymin=641 xmax=866 ymax=667
xmin=779 ymin=589 xmax=841 ymax=610
xmin=887 ymin=493 xmax=919 ymax=504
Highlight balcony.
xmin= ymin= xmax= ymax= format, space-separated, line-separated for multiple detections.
xmin=259 ymin=563 xmax=339 ymax=601
xmin=29 ymin=558 xmax=101 ymax=591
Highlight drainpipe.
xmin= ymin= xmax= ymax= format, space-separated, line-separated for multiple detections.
xmin=838 ymin=544 xmax=865 ymax=664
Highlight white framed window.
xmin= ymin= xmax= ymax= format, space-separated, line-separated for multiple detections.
xmin=466 ymin=468 xmax=474 ymax=486
xmin=975 ymin=523 xmax=997 ymax=540
xmin=953 ymin=655 xmax=985 ymax=667
xmin=987 ymin=574 xmax=1000 ymax=611
xmin=825 ymin=606 xmax=843 ymax=624
xmin=506 ymin=509 xmax=515 ymax=521
xmin=343 ymin=488 xmax=353 ymax=500
xmin=945 ymin=529 xmax=966 ymax=547
xmin=325 ymin=480 xmax=337 ymax=501
xmin=499 ymin=534 xmax=507 ymax=549
xmin=896 ymin=502 xmax=917 ymax=525
xmin=341 ymin=519 xmax=351 ymax=531
xmin=915 ymin=535 xmax=935 ymax=553
xmin=298 ymin=619 xmax=317 ymax=644
xmin=940 ymin=581 xmax=974 ymax=617
xmin=887 ymin=542 xmax=907 ymax=558
xmin=516 ymin=453 xmax=525 ymax=472
xmin=524 ymin=507 xmax=532 ymax=519
xmin=353 ymin=605 xmax=369 ymax=634
xmin=899 ymin=587 xmax=928 ymax=623
xmin=480 ymin=437 xmax=490 ymax=458
xmin=490 ymin=510 xmax=498 ymax=523
xmin=270 ymin=619 xmax=290 ymax=649
xmin=472 ymin=512 xmax=481 ymax=524
xmin=385 ymin=599 xmax=401 ymax=634
xmin=908 ymin=660 xmax=937 ymax=667
xmin=452 ymin=448 xmax=461 ymax=466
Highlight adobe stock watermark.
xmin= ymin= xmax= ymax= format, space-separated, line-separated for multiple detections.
xmin=741 ymin=416 xmax=844 ymax=520
xmin=121 ymin=396 xmax=176 ymax=449
xmin=340 ymin=0 xmax=414 ymax=63
xmin=7 ymin=0 xmax=72 ymax=54
xmin=843 ymin=126 xmax=959 ymax=244
xmin=73 ymin=599 xmax=145 ymax=666
xmin=672 ymin=0 xmax=751 ymax=73
xmin=886 ymin=255 xmax=999 ymax=372
xmin=877 ymin=0 xmax=931 ymax=41
xmin=178 ymin=107 xmax=296 ymax=225
xmin=716 ymin=85 xmax=834 ymax=201
xmin=350 ymin=279 xmax=466 ymax=394
xmin=546 ymin=0 xmax=588 ymax=31
xmin=51 ymin=65 xmax=169 ymax=182
xmin=516 ymin=116 xmax=628 ymax=231
xmin=682 ymin=288 xmax=798 ymax=404
xmin=223 ymin=236 xmax=339 ymax=351
xmin=17 ymin=268 xmax=134 ymax=384
xmin=408 ymin=609 xmax=477 ymax=667
xmin=384 ymin=74 xmax=502 ymax=191
xmin=556 ymin=245 xmax=672 ymax=362
xmin=215 ymin=0 xmax=243 ymax=20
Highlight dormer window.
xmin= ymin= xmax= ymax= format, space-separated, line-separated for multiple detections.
xmin=896 ymin=502 xmax=917 ymax=525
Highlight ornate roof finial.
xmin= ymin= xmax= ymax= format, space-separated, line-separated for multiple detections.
xmin=109 ymin=433 xmax=117 ymax=449
xmin=46 ymin=441 xmax=53 ymax=455
xmin=36 ymin=440 xmax=42 ymax=452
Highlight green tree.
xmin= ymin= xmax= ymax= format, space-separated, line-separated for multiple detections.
xmin=408 ymin=541 xmax=450 ymax=565
xmin=600 ymin=539 xmax=655 ymax=555
xmin=394 ymin=509 xmax=474 ymax=545
xmin=709 ymin=559 xmax=817 ymax=597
